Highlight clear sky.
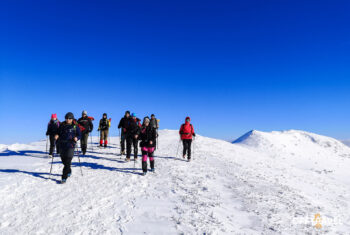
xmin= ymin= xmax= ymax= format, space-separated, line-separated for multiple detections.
xmin=1 ymin=0 xmax=350 ymax=144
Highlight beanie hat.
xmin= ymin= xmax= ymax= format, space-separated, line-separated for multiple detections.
xmin=131 ymin=113 xmax=136 ymax=117
xmin=82 ymin=110 xmax=87 ymax=116
xmin=51 ymin=114 xmax=57 ymax=119
xmin=65 ymin=112 xmax=74 ymax=119
xmin=125 ymin=111 xmax=130 ymax=115
xmin=103 ymin=113 xmax=107 ymax=117
xmin=144 ymin=117 xmax=150 ymax=124
xmin=151 ymin=114 xmax=155 ymax=117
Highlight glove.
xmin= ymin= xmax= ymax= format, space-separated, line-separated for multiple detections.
xmin=46 ymin=132 xmax=49 ymax=136
xmin=193 ymin=133 xmax=196 ymax=137
xmin=98 ymin=129 xmax=100 ymax=131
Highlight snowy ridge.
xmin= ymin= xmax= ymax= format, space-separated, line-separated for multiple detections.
xmin=0 ymin=130 xmax=350 ymax=234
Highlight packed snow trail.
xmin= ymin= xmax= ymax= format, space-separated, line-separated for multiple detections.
xmin=0 ymin=130 xmax=350 ymax=234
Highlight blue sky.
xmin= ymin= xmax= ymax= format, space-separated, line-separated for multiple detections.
xmin=1 ymin=0 xmax=350 ymax=144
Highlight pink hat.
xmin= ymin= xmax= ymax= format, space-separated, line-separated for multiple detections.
xmin=51 ymin=114 xmax=57 ymax=119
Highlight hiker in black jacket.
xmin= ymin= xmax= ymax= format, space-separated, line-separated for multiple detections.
xmin=46 ymin=114 xmax=60 ymax=156
xmin=140 ymin=117 xmax=157 ymax=175
xmin=55 ymin=112 xmax=81 ymax=183
xmin=77 ymin=110 xmax=93 ymax=155
xmin=118 ymin=111 xmax=130 ymax=155
xmin=125 ymin=113 xmax=140 ymax=161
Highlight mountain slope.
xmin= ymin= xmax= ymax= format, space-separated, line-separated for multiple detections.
xmin=0 ymin=130 xmax=349 ymax=234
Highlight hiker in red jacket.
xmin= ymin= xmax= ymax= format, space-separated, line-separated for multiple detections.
xmin=179 ymin=116 xmax=196 ymax=162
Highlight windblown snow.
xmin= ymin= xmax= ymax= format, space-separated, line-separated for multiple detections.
xmin=0 ymin=130 xmax=350 ymax=234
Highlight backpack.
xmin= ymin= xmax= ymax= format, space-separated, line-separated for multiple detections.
xmin=181 ymin=124 xmax=194 ymax=134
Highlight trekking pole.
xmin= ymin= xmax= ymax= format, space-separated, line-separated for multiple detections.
xmin=97 ymin=130 xmax=100 ymax=148
xmin=118 ymin=128 xmax=121 ymax=157
xmin=49 ymin=149 xmax=55 ymax=179
xmin=46 ymin=136 xmax=49 ymax=155
xmin=176 ymin=138 xmax=181 ymax=158
xmin=90 ymin=133 xmax=93 ymax=151
xmin=75 ymin=144 xmax=83 ymax=176
xmin=192 ymin=136 xmax=196 ymax=161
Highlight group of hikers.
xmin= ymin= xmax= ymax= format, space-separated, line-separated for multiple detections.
xmin=46 ymin=111 xmax=196 ymax=183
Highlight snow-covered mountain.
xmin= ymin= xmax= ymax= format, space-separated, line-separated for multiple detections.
xmin=0 ymin=130 xmax=349 ymax=234
xmin=341 ymin=139 xmax=350 ymax=147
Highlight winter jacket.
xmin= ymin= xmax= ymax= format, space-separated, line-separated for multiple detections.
xmin=150 ymin=118 xmax=159 ymax=129
xmin=57 ymin=120 xmax=82 ymax=150
xmin=140 ymin=125 xmax=157 ymax=147
xmin=179 ymin=117 xmax=195 ymax=140
xmin=118 ymin=116 xmax=129 ymax=133
xmin=77 ymin=116 xmax=93 ymax=134
xmin=99 ymin=118 xmax=111 ymax=131
xmin=46 ymin=120 xmax=60 ymax=136
xmin=126 ymin=118 xmax=140 ymax=138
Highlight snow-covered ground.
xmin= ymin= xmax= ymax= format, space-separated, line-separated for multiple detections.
xmin=0 ymin=129 xmax=350 ymax=234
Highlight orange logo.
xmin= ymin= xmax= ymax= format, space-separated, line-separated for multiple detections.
xmin=314 ymin=213 xmax=322 ymax=229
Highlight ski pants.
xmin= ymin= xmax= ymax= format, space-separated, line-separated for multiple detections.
xmin=120 ymin=131 xmax=127 ymax=152
xmin=182 ymin=139 xmax=192 ymax=159
xmin=60 ymin=148 xmax=74 ymax=180
xmin=126 ymin=137 xmax=138 ymax=159
xmin=100 ymin=129 xmax=109 ymax=145
xmin=141 ymin=147 xmax=155 ymax=172
xmin=81 ymin=132 xmax=89 ymax=154
xmin=49 ymin=134 xmax=59 ymax=155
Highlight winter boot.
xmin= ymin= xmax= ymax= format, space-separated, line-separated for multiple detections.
xmin=150 ymin=160 xmax=155 ymax=172
xmin=61 ymin=179 xmax=67 ymax=184
xmin=142 ymin=161 xmax=147 ymax=173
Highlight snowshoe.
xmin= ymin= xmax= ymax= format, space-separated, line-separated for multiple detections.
xmin=142 ymin=172 xmax=147 ymax=176
xmin=150 ymin=168 xmax=155 ymax=173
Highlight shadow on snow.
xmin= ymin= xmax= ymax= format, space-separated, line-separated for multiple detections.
xmin=0 ymin=169 xmax=61 ymax=183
